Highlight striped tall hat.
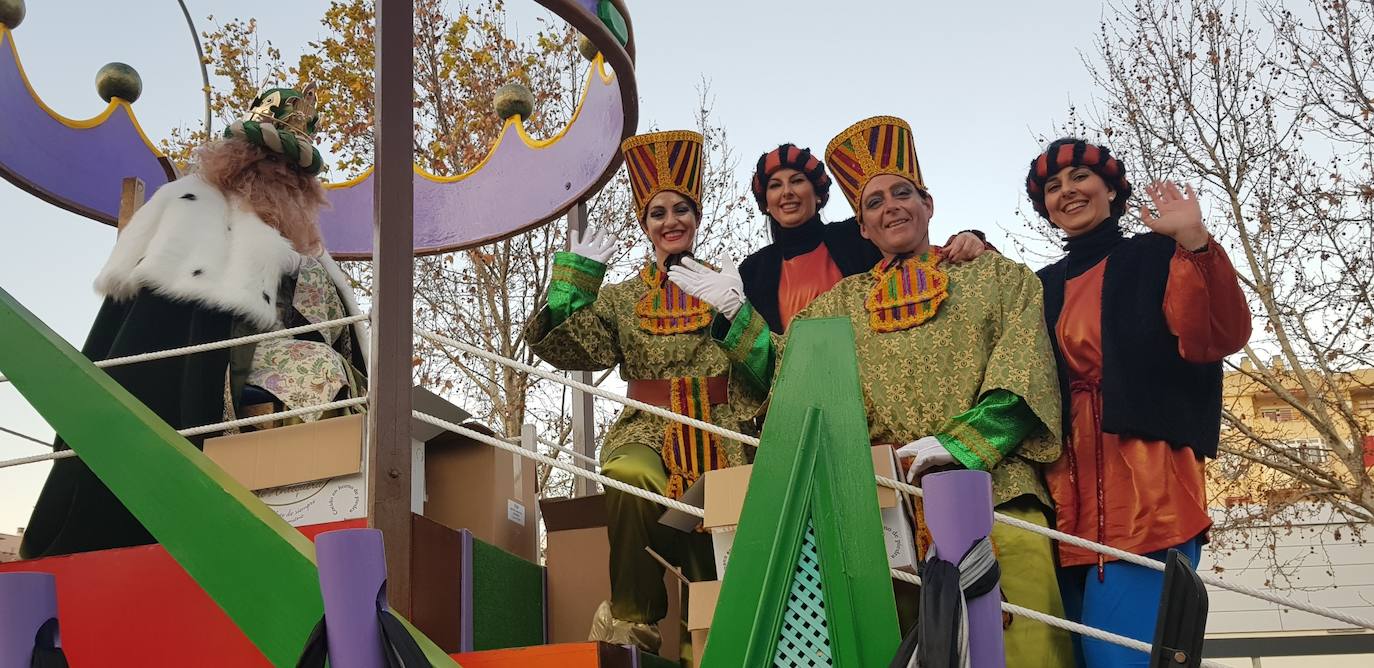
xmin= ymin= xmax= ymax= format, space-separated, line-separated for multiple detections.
xmin=825 ymin=116 xmax=926 ymax=215
xmin=621 ymin=130 xmax=704 ymax=220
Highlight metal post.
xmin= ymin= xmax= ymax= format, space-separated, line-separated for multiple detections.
xmin=565 ymin=201 xmax=598 ymax=496
xmin=367 ymin=0 xmax=415 ymax=616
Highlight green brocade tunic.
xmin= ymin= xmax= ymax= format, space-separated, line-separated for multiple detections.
xmin=720 ymin=251 xmax=1063 ymax=507
xmin=526 ymin=252 xmax=760 ymax=467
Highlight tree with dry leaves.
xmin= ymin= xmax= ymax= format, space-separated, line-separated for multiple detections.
xmin=1025 ymin=0 xmax=1374 ymax=565
xmin=162 ymin=1 xmax=760 ymax=497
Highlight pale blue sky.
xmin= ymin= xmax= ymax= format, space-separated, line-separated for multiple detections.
xmin=0 ymin=1 xmax=1102 ymax=532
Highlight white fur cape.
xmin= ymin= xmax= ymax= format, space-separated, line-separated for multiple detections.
xmin=94 ymin=175 xmax=368 ymax=354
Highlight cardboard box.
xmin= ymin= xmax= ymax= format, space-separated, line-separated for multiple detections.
xmin=204 ymin=386 xmax=475 ymax=528
xmin=205 ymin=413 xmax=369 ymax=526
xmin=659 ymin=445 xmax=916 ymax=575
xmin=540 ymin=495 xmax=681 ymax=660
xmin=424 ymin=424 xmax=538 ymax=562
xmin=687 ymin=579 xmax=722 ymax=667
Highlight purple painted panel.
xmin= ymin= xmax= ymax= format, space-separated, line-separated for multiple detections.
xmin=316 ymin=528 xmax=389 ymax=668
xmin=923 ymin=470 xmax=1006 ymax=668
xmin=319 ymin=63 xmax=625 ymax=258
xmin=0 ymin=571 xmax=59 ymax=667
xmin=0 ymin=29 xmax=174 ymax=225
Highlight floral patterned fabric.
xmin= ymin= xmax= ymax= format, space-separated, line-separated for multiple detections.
xmin=245 ymin=256 xmax=359 ymax=423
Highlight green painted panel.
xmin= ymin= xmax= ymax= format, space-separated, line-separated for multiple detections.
xmin=0 ymin=288 xmax=458 ymax=667
xmin=701 ymin=317 xmax=900 ymax=667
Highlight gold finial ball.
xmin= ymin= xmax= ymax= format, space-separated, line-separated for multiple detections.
xmin=96 ymin=62 xmax=142 ymax=103
xmin=493 ymin=82 xmax=534 ymax=122
xmin=576 ymin=33 xmax=599 ymax=61
xmin=0 ymin=0 xmax=25 ymax=30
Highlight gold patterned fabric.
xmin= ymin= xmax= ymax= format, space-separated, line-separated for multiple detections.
xmin=791 ymin=253 xmax=1062 ymax=507
xmin=865 ymin=252 xmax=949 ymax=332
xmin=526 ymin=260 xmax=759 ymax=469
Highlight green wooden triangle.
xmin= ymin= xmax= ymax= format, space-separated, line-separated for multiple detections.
xmin=701 ymin=317 xmax=900 ymax=667
xmin=0 ymin=288 xmax=457 ymax=667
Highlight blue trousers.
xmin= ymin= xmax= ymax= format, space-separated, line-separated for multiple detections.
xmin=1057 ymin=538 xmax=1202 ymax=667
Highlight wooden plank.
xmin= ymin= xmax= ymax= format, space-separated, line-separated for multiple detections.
xmin=116 ymin=176 xmax=144 ymax=232
xmin=368 ymin=0 xmax=416 ymax=617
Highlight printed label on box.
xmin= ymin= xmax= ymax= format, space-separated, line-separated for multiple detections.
xmin=507 ymin=499 xmax=526 ymax=527
xmin=711 ymin=528 xmax=736 ymax=577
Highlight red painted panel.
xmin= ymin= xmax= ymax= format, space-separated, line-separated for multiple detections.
xmin=0 ymin=519 xmax=365 ymax=667
xmin=452 ymin=642 xmax=604 ymax=667
xmin=1362 ymin=435 xmax=1373 ymax=469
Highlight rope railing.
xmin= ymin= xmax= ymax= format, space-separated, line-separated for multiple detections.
xmin=417 ymin=329 xmax=1374 ymax=632
xmin=0 ymin=397 xmax=368 ymax=470
xmin=501 ymin=433 xmax=601 ymax=469
xmin=2 ymin=312 xmax=1367 ymax=637
xmin=415 ymin=329 xmax=760 ymax=449
xmin=0 ymin=314 xmax=369 ymax=385
xmin=412 ymin=408 xmax=1233 ymax=664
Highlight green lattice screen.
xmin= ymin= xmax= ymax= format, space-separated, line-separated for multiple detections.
xmin=773 ymin=518 xmax=832 ymax=666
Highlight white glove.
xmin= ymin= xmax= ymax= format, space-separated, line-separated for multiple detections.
xmin=895 ymin=436 xmax=956 ymax=482
xmin=667 ymin=257 xmax=745 ymax=319
xmin=571 ymin=227 xmax=616 ymax=265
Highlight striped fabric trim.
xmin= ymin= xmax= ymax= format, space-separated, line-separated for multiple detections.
xmin=551 ymin=252 xmax=606 ymax=297
xmin=940 ymin=422 xmax=1000 ymax=472
xmin=824 ymin=115 xmax=926 ymax=215
xmin=662 ymin=376 xmax=725 ymax=500
xmin=635 ymin=262 xmax=712 ymax=334
xmin=621 ymin=130 xmax=705 ymax=219
xmin=863 ymin=252 xmax=948 ymax=332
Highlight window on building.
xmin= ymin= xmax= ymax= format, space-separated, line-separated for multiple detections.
xmin=1285 ymin=438 xmax=1328 ymax=465
xmin=1354 ymin=396 xmax=1374 ymax=413
xmin=1261 ymin=406 xmax=1298 ymax=422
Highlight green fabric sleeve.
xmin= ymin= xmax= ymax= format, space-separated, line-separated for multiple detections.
xmin=713 ymin=301 xmax=777 ymax=393
xmin=547 ymin=251 xmax=607 ymax=328
xmin=935 ymin=389 xmax=1040 ymax=471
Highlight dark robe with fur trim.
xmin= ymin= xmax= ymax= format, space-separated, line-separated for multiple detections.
xmin=20 ymin=175 xmax=365 ymax=559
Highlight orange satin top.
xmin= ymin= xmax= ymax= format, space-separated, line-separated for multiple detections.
xmin=778 ymin=244 xmax=845 ymax=330
xmin=1046 ymin=239 xmax=1251 ymax=568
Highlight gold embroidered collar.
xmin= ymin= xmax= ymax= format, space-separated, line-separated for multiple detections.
xmin=864 ymin=251 xmax=949 ymax=332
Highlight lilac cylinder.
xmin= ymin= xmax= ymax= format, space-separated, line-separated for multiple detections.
xmin=315 ymin=528 xmax=389 ymax=668
xmin=0 ymin=572 xmax=59 ymax=668
xmin=923 ymin=469 xmax=1006 ymax=668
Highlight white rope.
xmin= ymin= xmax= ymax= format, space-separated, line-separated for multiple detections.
xmin=412 ymin=411 xmax=703 ymax=518
xmin=416 ymin=329 xmax=761 ymax=449
xmin=0 ymin=314 xmax=369 ymax=384
xmin=0 ymin=397 xmax=369 ymax=470
xmin=178 ymin=397 xmax=369 ymax=436
xmin=889 ymin=568 xmax=1232 ymax=667
xmin=513 ymin=435 xmax=600 ymax=468
xmin=0 ymin=449 xmax=77 ymax=469
xmin=417 ymin=329 xmax=1374 ymax=631
xmin=875 ymin=476 xmax=1374 ymax=631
